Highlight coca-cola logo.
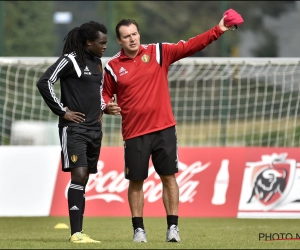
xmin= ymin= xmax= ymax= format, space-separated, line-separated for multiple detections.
xmin=64 ymin=160 xmax=210 ymax=203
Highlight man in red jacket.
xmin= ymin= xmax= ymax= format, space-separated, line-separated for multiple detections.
xmin=102 ymin=14 xmax=238 ymax=243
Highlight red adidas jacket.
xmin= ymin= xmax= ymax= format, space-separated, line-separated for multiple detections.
xmin=103 ymin=25 xmax=224 ymax=140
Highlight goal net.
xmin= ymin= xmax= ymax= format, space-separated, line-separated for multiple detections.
xmin=1 ymin=57 xmax=300 ymax=147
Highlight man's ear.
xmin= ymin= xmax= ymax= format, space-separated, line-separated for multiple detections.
xmin=117 ymin=38 xmax=122 ymax=45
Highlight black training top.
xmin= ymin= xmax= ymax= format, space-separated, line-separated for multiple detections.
xmin=37 ymin=50 xmax=105 ymax=130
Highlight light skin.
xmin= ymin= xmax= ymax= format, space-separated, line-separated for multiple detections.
xmin=117 ymin=24 xmax=141 ymax=58
xmin=107 ymin=16 xmax=234 ymax=218
xmin=128 ymin=175 xmax=179 ymax=217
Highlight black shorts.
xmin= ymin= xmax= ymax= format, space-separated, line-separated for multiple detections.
xmin=124 ymin=126 xmax=179 ymax=180
xmin=59 ymin=126 xmax=102 ymax=174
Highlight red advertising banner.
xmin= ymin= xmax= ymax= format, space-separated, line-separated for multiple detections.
xmin=50 ymin=147 xmax=300 ymax=218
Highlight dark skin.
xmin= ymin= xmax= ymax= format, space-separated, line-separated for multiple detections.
xmin=63 ymin=31 xmax=108 ymax=183
xmin=63 ymin=107 xmax=103 ymax=124
xmin=63 ymin=106 xmax=85 ymax=123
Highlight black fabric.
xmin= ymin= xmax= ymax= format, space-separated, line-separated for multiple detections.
xmin=68 ymin=181 xmax=84 ymax=235
xmin=80 ymin=189 xmax=85 ymax=231
xmin=80 ymin=177 xmax=89 ymax=231
xmin=132 ymin=217 xmax=144 ymax=231
xmin=37 ymin=50 xmax=104 ymax=129
xmin=124 ymin=126 xmax=178 ymax=180
xmin=59 ymin=127 xmax=102 ymax=173
xmin=167 ymin=215 xmax=178 ymax=229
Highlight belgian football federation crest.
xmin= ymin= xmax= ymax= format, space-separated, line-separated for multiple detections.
xmin=141 ymin=54 xmax=150 ymax=63
xmin=71 ymin=155 xmax=78 ymax=163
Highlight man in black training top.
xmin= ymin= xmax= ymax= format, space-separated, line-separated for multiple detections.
xmin=37 ymin=21 xmax=107 ymax=243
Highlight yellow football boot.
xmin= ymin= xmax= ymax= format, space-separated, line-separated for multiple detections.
xmin=69 ymin=232 xmax=101 ymax=243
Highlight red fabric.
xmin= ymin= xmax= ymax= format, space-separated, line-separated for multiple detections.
xmin=102 ymin=26 xmax=224 ymax=141
xmin=223 ymin=9 xmax=244 ymax=26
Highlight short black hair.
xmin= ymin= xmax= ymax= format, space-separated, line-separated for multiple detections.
xmin=115 ymin=19 xmax=139 ymax=39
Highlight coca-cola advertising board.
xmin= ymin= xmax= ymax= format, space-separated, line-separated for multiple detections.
xmin=49 ymin=147 xmax=300 ymax=218
xmin=1 ymin=146 xmax=300 ymax=217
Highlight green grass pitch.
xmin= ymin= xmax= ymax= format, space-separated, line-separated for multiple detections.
xmin=0 ymin=217 xmax=300 ymax=249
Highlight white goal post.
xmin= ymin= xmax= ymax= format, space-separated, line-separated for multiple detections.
xmin=1 ymin=57 xmax=300 ymax=147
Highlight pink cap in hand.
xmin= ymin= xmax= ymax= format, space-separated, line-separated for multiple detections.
xmin=223 ymin=9 xmax=244 ymax=26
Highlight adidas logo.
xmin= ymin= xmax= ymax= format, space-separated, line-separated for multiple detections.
xmin=119 ymin=67 xmax=128 ymax=76
xmin=119 ymin=67 xmax=126 ymax=73
xmin=70 ymin=205 xmax=79 ymax=210
xmin=84 ymin=66 xmax=91 ymax=75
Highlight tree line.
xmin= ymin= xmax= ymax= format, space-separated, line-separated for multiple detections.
xmin=2 ymin=1 xmax=296 ymax=57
